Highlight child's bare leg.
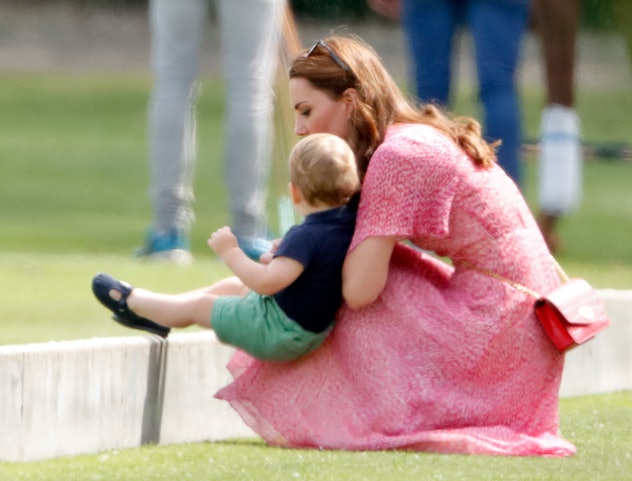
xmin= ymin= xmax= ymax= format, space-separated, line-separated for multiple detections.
xmin=181 ymin=276 xmax=249 ymax=297
xmin=125 ymin=276 xmax=248 ymax=329
xmin=125 ymin=289 xmax=215 ymax=329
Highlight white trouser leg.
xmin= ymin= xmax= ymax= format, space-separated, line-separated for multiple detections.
xmin=538 ymin=104 xmax=582 ymax=216
xmin=148 ymin=0 xmax=208 ymax=234
xmin=218 ymin=0 xmax=284 ymax=238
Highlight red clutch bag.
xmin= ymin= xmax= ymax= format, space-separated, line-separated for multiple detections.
xmin=461 ymin=259 xmax=611 ymax=353
xmin=534 ymin=278 xmax=611 ymax=352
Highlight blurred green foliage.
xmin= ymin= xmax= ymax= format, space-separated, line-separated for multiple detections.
xmin=579 ymin=0 xmax=617 ymax=30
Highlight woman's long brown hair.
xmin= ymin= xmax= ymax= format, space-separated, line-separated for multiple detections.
xmin=289 ymin=35 xmax=498 ymax=179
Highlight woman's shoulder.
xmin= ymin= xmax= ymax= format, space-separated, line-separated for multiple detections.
xmin=371 ymin=123 xmax=457 ymax=169
xmin=380 ymin=123 xmax=454 ymax=154
xmin=385 ymin=122 xmax=436 ymax=141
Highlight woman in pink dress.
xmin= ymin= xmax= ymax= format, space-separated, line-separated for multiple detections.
xmin=215 ymin=36 xmax=576 ymax=456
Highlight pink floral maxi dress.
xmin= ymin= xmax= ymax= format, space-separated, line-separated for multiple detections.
xmin=216 ymin=124 xmax=576 ymax=456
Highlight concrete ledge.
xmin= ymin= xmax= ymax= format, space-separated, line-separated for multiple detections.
xmin=560 ymin=289 xmax=632 ymax=397
xmin=1 ymin=290 xmax=630 ymax=462
xmin=0 ymin=333 xmax=253 ymax=462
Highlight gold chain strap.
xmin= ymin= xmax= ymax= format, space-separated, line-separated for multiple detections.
xmin=459 ymin=256 xmax=569 ymax=300
xmin=550 ymin=256 xmax=571 ymax=283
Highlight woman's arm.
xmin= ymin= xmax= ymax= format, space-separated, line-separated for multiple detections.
xmin=342 ymin=236 xmax=397 ymax=309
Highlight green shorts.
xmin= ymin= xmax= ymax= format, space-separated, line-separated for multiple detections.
xmin=211 ymin=291 xmax=332 ymax=362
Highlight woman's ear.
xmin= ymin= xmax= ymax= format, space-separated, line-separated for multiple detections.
xmin=342 ymin=88 xmax=358 ymax=117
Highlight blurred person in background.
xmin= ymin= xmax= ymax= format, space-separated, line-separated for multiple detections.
xmin=532 ymin=0 xmax=581 ymax=253
xmin=534 ymin=0 xmax=631 ymax=252
xmin=368 ymin=0 xmax=531 ymax=187
xmin=135 ymin=0 xmax=285 ymax=264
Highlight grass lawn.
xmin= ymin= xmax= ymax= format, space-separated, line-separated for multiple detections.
xmin=0 ymin=73 xmax=631 ymax=479
xmin=0 ymin=391 xmax=630 ymax=481
xmin=1 ymin=73 xmax=631 ymax=344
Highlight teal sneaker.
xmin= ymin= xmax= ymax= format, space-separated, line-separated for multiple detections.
xmin=236 ymin=236 xmax=273 ymax=261
xmin=134 ymin=229 xmax=193 ymax=265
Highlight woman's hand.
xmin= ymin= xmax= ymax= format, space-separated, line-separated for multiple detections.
xmin=259 ymin=238 xmax=282 ymax=265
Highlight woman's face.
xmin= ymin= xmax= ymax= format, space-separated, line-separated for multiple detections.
xmin=289 ymin=77 xmax=353 ymax=140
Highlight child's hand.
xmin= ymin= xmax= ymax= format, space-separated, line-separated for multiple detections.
xmin=208 ymin=226 xmax=239 ymax=257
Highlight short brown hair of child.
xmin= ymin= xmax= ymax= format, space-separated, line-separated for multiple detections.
xmin=288 ymin=133 xmax=360 ymax=207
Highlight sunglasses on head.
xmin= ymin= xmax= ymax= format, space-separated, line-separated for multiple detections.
xmin=307 ymin=39 xmax=351 ymax=72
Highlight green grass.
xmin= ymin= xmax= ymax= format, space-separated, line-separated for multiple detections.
xmin=0 ymin=251 xmax=231 ymax=344
xmin=0 ymin=73 xmax=631 ymax=345
xmin=0 ymin=73 xmax=229 ymax=256
xmin=0 ymin=391 xmax=630 ymax=480
xmin=2 ymin=73 xmax=632 ymax=258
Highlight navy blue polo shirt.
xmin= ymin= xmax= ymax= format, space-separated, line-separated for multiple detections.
xmin=273 ymin=204 xmax=357 ymax=333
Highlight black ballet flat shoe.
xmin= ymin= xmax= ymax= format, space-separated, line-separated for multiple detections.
xmin=91 ymin=272 xmax=171 ymax=338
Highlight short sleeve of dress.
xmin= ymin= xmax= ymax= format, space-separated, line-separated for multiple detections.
xmin=350 ymin=125 xmax=460 ymax=250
